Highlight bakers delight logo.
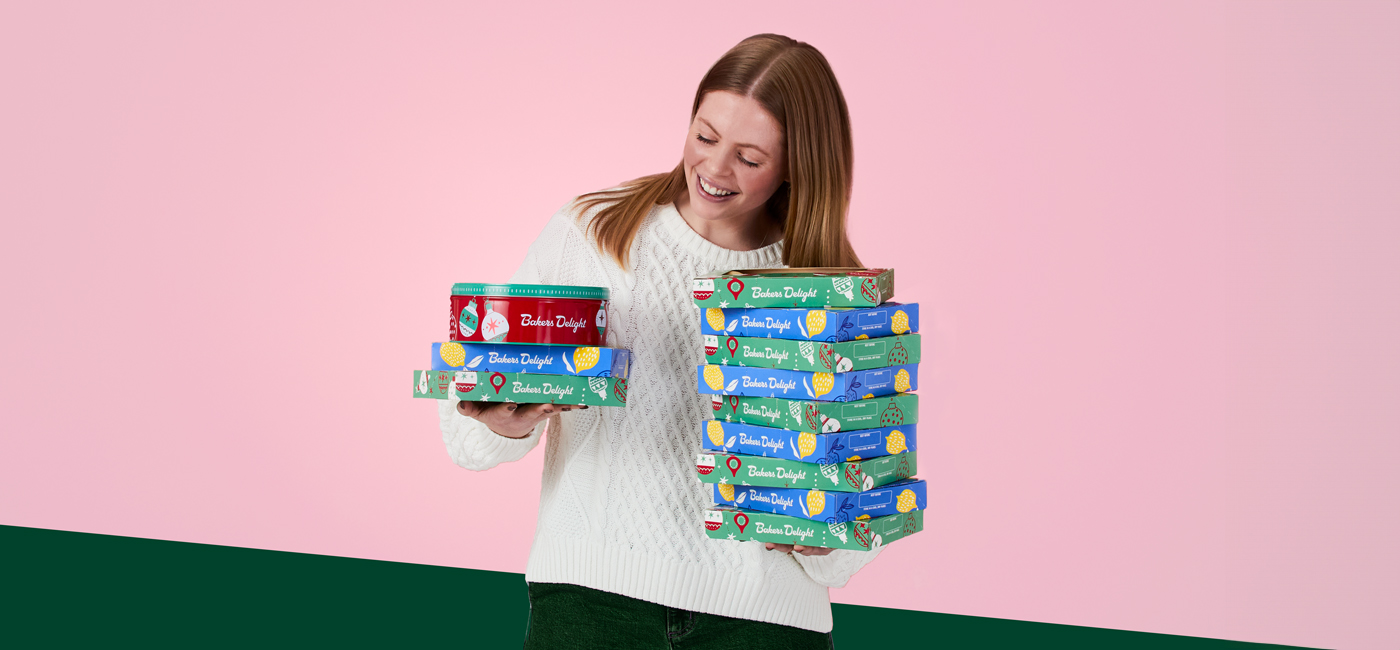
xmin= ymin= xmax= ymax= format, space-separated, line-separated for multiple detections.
xmin=751 ymin=287 xmax=819 ymax=301
xmin=520 ymin=314 xmax=589 ymax=332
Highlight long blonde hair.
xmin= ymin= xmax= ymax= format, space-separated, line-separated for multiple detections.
xmin=577 ymin=34 xmax=861 ymax=269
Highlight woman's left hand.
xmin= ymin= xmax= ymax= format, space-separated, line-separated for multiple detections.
xmin=764 ymin=543 xmax=834 ymax=556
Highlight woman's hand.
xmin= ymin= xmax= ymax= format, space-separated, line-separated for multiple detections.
xmin=456 ymin=401 xmax=584 ymax=439
xmin=764 ymin=543 xmax=834 ymax=557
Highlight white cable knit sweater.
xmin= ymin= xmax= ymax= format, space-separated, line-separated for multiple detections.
xmin=439 ymin=199 xmax=881 ymax=633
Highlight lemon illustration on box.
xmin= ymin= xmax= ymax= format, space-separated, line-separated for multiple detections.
xmin=806 ymin=490 xmax=826 ymax=516
xmin=892 ymin=309 xmax=910 ymax=335
xmin=703 ymin=365 xmax=726 ymax=391
xmin=896 ymin=488 xmax=918 ymax=513
xmin=706 ymin=308 xmax=726 ymax=332
xmin=812 ymin=373 xmax=834 ymax=398
xmin=458 ymin=298 xmax=479 ymax=338
xmin=439 ymin=342 xmax=466 ymax=367
xmin=717 ymin=483 xmax=735 ymax=502
xmin=798 ymin=431 xmax=817 ymax=459
xmin=894 ymin=368 xmax=912 ymax=393
xmin=573 ymin=347 xmax=601 ymax=372
xmin=886 ymin=430 xmax=908 ymax=454
xmin=707 ymin=420 xmax=725 ymax=447
xmin=805 ymin=310 xmax=826 ymax=337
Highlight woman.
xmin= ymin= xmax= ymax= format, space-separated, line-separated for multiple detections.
xmin=441 ymin=34 xmax=875 ymax=648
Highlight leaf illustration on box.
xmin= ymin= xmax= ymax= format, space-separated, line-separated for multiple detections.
xmin=561 ymin=354 xmax=576 ymax=374
xmin=725 ymin=436 xmax=736 ymax=448
xmin=466 ymin=355 xmax=483 ymax=369
xmin=803 ymin=378 xmax=814 ymax=398
xmin=736 ymin=492 xmax=747 ymax=505
xmin=726 ymin=319 xmax=738 ymax=333
xmin=725 ymin=379 xmax=739 ymax=392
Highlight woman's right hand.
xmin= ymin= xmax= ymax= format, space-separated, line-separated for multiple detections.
xmin=456 ymin=401 xmax=584 ymax=439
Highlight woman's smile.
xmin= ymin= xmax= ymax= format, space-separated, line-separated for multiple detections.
xmin=697 ymin=174 xmax=738 ymax=199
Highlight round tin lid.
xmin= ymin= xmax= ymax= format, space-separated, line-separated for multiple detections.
xmin=450 ymin=283 xmax=610 ymax=300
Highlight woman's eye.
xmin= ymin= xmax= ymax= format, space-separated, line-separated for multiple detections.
xmin=739 ymin=155 xmax=760 ymax=168
xmin=696 ymin=133 xmax=716 ymax=145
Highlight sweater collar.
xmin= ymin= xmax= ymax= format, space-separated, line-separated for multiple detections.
xmin=655 ymin=203 xmax=785 ymax=272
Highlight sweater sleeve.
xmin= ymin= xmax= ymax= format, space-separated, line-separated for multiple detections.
xmin=437 ymin=203 xmax=587 ymax=471
xmin=792 ymin=546 xmax=884 ymax=588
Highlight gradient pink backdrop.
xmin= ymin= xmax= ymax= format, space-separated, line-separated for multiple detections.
xmin=2 ymin=2 xmax=1397 ymax=648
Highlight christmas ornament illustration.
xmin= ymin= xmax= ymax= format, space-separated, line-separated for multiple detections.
xmin=896 ymin=455 xmax=913 ymax=479
xmin=453 ymin=371 xmax=479 ymax=394
xmin=891 ymin=309 xmax=911 ymax=335
xmin=613 ymin=378 xmax=628 ymax=403
xmin=481 ymin=300 xmax=509 ymax=343
xmin=439 ymin=342 xmax=466 ymax=368
xmin=887 ymin=339 xmax=910 ymax=366
xmin=819 ymin=461 xmax=840 ymax=486
xmin=573 ymin=347 xmax=601 ymax=372
xmin=711 ymin=394 xmax=724 ymax=412
xmin=833 ymin=353 xmax=853 ymax=373
xmin=588 ymin=377 xmax=608 ymax=400
xmin=832 ymin=277 xmax=854 ymax=301
xmin=595 ymin=307 xmax=607 ymax=336
xmin=896 ymin=489 xmax=918 ymax=513
xmin=458 ymin=298 xmax=479 ymax=338
xmin=693 ymin=278 xmax=715 ymax=301
xmin=860 ymin=278 xmax=879 ymax=303
xmin=801 ymin=341 xmax=817 ymax=367
xmin=705 ymin=308 xmax=725 ymax=332
xmin=704 ymin=510 xmax=723 ymax=531
xmin=822 ymin=415 xmax=840 ymax=433
xmin=704 ymin=335 xmax=719 ymax=357
xmin=894 ymin=368 xmax=911 ymax=393
xmin=696 ymin=454 xmax=716 ymax=475
xmin=886 ymin=430 xmax=908 ymax=455
xmin=417 ymin=371 xmax=430 ymax=395
xmin=707 ymin=421 xmax=725 ymax=447
xmin=703 ymin=365 xmax=726 ymax=391
xmin=436 ymin=371 xmax=451 ymax=394
xmin=803 ymin=403 xmax=821 ymax=431
xmin=879 ymin=400 xmax=905 ymax=426
xmin=827 ymin=520 xmax=849 ymax=544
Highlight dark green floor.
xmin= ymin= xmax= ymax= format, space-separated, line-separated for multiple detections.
xmin=0 ymin=525 xmax=1309 ymax=648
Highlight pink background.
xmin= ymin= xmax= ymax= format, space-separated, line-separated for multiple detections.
xmin=2 ymin=2 xmax=1397 ymax=648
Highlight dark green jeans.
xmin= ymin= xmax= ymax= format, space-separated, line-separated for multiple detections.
xmin=524 ymin=582 xmax=834 ymax=650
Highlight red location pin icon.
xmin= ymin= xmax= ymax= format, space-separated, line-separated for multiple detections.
xmin=726 ymin=455 xmax=742 ymax=477
xmin=490 ymin=372 xmax=506 ymax=394
xmin=728 ymin=395 xmax=739 ymax=413
xmin=727 ymin=278 xmax=744 ymax=299
xmin=734 ymin=512 xmax=749 ymax=533
xmin=727 ymin=337 xmax=738 ymax=358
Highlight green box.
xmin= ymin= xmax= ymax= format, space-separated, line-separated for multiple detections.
xmin=696 ymin=451 xmax=916 ymax=492
xmin=692 ymin=268 xmax=895 ymax=309
xmin=703 ymin=508 xmax=922 ymax=551
xmin=704 ymin=334 xmax=921 ymax=372
xmin=711 ymin=393 xmax=918 ymax=433
xmin=412 ymin=369 xmax=626 ymax=407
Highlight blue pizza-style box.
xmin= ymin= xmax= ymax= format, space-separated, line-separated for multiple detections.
xmin=712 ymin=478 xmax=927 ymax=523
xmin=701 ymin=420 xmax=918 ymax=465
xmin=697 ymin=364 xmax=918 ymax=402
xmin=699 ymin=303 xmax=919 ymax=343
xmin=430 ymin=342 xmax=630 ymax=379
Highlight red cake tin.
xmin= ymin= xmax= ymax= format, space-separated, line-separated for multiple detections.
xmin=449 ymin=283 xmax=610 ymax=346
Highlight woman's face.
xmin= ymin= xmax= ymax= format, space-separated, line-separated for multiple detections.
xmin=681 ymin=91 xmax=787 ymax=228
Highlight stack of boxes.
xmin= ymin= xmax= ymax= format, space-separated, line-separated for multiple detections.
xmin=692 ymin=269 xmax=925 ymax=551
xmin=414 ymin=283 xmax=631 ymax=407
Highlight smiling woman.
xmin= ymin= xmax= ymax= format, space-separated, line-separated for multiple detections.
xmin=440 ymin=33 xmax=872 ymax=649
xmin=576 ymin=33 xmax=862 ymax=268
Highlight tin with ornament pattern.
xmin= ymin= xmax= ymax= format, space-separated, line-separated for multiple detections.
xmin=450 ymin=283 xmax=609 ymax=345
